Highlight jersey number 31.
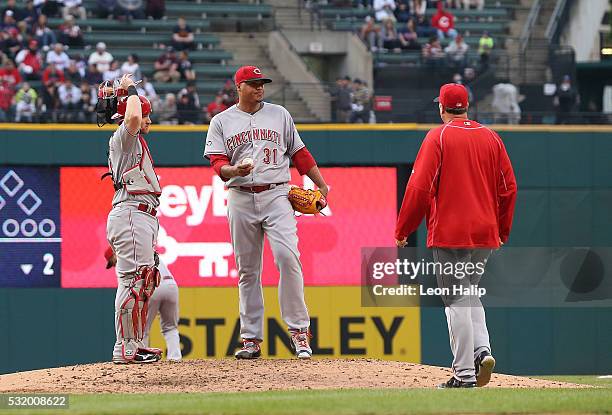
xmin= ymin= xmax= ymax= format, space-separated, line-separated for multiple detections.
xmin=263 ymin=148 xmax=277 ymax=165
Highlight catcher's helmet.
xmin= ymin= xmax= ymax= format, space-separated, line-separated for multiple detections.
xmin=112 ymin=95 xmax=152 ymax=120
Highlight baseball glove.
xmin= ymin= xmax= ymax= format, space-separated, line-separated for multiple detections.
xmin=288 ymin=186 xmax=327 ymax=215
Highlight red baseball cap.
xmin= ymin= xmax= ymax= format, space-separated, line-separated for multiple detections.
xmin=434 ymin=83 xmax=469 ymax=109
xmin=234 ymin=65 xmax=272 ymax=86
xmin=104 ymin=246 xmax=115 ymax=269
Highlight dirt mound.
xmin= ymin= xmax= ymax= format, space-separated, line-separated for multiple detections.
xmin=0 ymin=359 xmax=585 ymax=393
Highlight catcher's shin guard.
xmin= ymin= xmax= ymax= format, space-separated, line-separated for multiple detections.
xmin=118 ymin=265 xmax=160 ymax=361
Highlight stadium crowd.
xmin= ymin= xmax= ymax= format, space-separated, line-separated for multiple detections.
xmin=0 ymin=0 xmax=235 ymax=124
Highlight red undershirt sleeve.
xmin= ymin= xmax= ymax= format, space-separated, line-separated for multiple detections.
xmin=291 ymin=147 xmax=317 ymax=176
xmin=209 ymin=154 xmax=231 ymax=181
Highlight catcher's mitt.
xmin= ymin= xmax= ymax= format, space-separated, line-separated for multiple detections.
xmin=288 ymin=186 xmax=327 ymax=214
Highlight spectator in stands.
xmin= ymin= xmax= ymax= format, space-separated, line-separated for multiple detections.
xmin=58 ymin=77 xmax=81 ymax=122
xmin=38 ymin=81 xmax=60 ymax=122
xmin=334 ymin=75 xmax=352 ymax=123
xmin=158 ymin=93 xmax=177 ymax=124
xmin=42 ymin=61 xmax=64 ymax=85
xmin=77 ymin=87 xmax=95 ymax=123
xmin=136 ymin=77 xmax=161 ymax=109
xmin=176 ymin=92 xmax=199 ymax=124
xmin=46 ymin=43 xmax=70 ymax=71
xmin=153 ymin=47 xmax=180 ymax=83
xmin=178 ymin=80 xmax=200 ymax=109
xmin=65 ymin=60 xmax=82 ymax=83
xmin=14 ymin=81 xmax=37 ymax=122
xmin=172 ymin=17 xmax=195 ymax=51
xmin=452 ymin=72 xmax=473 ymax=103
xmin=554 ymin=75 xmax=579 ymax=125
xmin=381 ymin=18 xmax=402 ymax=52
xmin=219 ymin=79 xmax=237 ymax=107
xmin=96 ymin=0 xmax=117 ymax=19
xmin=177 ymin=50 xmax=195 ymax=81
xmin=58 ymin=15 xmax=84 ymax=47
xmin=1 ymin=14 xmax=23 ymax=58
xmin=31 ymin=14 xmax=57 ymax=49
xmin=478 ymin=31 xmax=493 ymax=72
xmin=103 ymin=60 xmax=121 ymax=81
xmin=115 ymin=0 xmax=145 ymax=21
xmin=85 ymin=63 xmax=103 ymax=84
xmin=21 ymin=0 xmax=39 ymax=28
xmin=88 ymin=42 xmax=113 ymax=73
xmin=462 ymin=0 xmax=484 ymax=10
xmin=1 ymin=0 xmax=21 ymax=21
xmin=414 ymin=13 xmax=434 ymax=38
xmin=204 ymin=93 xmax=227 ymax=123
xmin=16 ymin=39 xmax=42 ymax=80
xmin=35 ymin=0 xmax=62 ymax=18
xmin=444 ymin=34 xmax=468 ymax=71
xmin=72 ymin=53 xmax=87 ymax=77
xmin=350 ymin=78 xmax=371 ymax=123
xmin=492 ymin=81 xmax=521 ymax=124
xmin=432 ymin=1 xmax=457 ymax=40
xmin=422 ymin=36 xmax=444 ymax=68
xmin=120 ymin=53 xmax=141 ymax=81
xmin=373 ymin=0 xmax=396 ymax=22
xmin=360 ymin=16 xmax=382 ymax=52
xmin=62 ymin=0 xmax=86 ymax=20
xmin=146 ymin=0 xmax=165 ymax=20
xmin=399 ymin=19 xmax=421 ymax=50
xmin=410 ymin=0 xmax=427 ymax=18
xmin=0 ymin=79 xmax=15 ymax=121
xmin=0 ymin=58 xmax=21 ymax=84
xmin=444 ymin=0 xmax=461 ymax=8
xmin=394 ymin=2 xmax=411 ymax=24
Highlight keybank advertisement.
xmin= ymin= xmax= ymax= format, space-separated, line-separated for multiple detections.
xmin=52 ymin=166 xmax=395 ymax=288
xmin=148 ymin=287 xmax=421 ymax=361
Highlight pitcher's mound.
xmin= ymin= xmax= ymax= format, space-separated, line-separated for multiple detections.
xmin=0 ymin=359 xmax=586 ymax=393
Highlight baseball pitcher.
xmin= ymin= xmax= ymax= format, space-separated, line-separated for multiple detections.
xmin=97 ymin=73 xmax=163 ymax=364
xmin=395 ymin=83 xmax=517 ymax=388
xmin=204 ymin=66 xmax=329 ymax=359
xmin=105 ymin=247 xmax=182 ymax=361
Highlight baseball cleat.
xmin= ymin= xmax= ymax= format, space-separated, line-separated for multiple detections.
xmin=112 ymin=350 xmax=161 ymax=364
xmin=289 ymin=328 xmax=312 ymax=359
xmin=475 ymin=351 xmax=496 ymax=387
xmin=437 ymin=376 xmax=476 ymax=389
xmin=235 ymin=339 xmax=262 ymax=359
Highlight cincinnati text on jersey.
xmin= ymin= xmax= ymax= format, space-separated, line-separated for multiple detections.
xmin=225 ymin=129 xmax=281 ymax=152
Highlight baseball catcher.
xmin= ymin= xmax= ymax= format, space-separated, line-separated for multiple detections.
xmin=98 ymin=73 xmax=163 ymax=364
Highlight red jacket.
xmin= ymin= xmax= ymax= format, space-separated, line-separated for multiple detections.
xmin=431 ymin=2 xmax=455 ymax=33
xmin=395 ymin=119 xmax=517 ymax=248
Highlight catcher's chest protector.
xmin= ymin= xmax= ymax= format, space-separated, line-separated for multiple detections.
xmin=108 ymin=135 xmax=162 ymax=196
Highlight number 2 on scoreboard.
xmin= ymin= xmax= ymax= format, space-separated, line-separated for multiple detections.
xmin=43 ymin=253 xmax=54 ymax=276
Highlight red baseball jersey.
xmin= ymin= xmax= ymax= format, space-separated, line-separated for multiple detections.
xmin=395 ymin=119 xmax=517 ymax=248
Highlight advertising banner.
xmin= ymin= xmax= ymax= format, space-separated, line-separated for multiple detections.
xmin=60 ymin=167 xmax=397 ymax=288
xmin=148 ymin=286 xmax=421 ymax=361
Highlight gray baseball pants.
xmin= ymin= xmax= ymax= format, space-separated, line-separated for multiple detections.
xmin=107 ymin=202 xmax=159 ymax=361
xmin=143 ymin=278 xmax=182 ymax=360
xmin=432 ymin=248 xmax=492 ymax=382
xmin=227 ymin=184 xmax=309 ymax=341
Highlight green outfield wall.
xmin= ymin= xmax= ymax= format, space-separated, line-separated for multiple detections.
xmin=1 ymin=124 xmax=611 ymax=375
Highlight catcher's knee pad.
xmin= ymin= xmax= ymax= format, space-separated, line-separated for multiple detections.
xmin=118 ymin=265 xmax=160 ymax=360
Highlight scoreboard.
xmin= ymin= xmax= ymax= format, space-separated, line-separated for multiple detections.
xmin=0 ymin=168 xmax=61 ymax=287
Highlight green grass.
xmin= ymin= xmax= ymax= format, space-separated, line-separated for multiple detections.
xmin=1 ymin=377 xmax=610 ymax=415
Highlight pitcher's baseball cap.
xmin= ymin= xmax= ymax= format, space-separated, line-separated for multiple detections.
xmin=434 ymin=83 xmax=469 ymax=109
xmin=234 ymin=65 xmax=272 ymax=86
xmin=104 ymin=247 xmax=115 ymax=269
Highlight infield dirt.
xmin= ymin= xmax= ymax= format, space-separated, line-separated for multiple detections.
xmin=0 ymin=359 xmax=587 ymax=394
